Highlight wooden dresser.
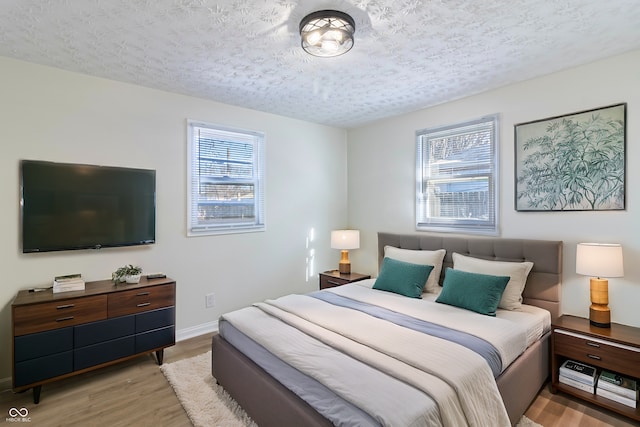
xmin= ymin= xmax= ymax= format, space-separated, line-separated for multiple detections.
xmin=12 ymin=276 xmax=176 ymax=403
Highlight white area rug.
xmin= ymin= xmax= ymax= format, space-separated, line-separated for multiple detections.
xmin=161 ymin=350 xmax=543 ymax=427
xmin=161 ymin=351 xmax=256 ymax=427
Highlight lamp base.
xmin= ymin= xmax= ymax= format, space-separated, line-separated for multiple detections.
xmin=338 ymin=250 xmax=351 ymax=274
xmin=590 ymin=305 xmax=611 ymax=328
xmin=589 ymin=277 xmax=611 ymax=328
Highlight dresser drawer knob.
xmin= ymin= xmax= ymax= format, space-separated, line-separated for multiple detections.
xmin=136 ymin=292 xmax=151 ymax=296
xmin=56 ymin=316 xmax=74 ymax=322
xmin=56 ymin=304 xmax=75 ymax=310
xmin=586 ymin=341 xmax=600 ymax=348
xmin=136 ymin=302 xmax=151 ymax=307
xmin=587 ymin=354 xmax=601 ymax=360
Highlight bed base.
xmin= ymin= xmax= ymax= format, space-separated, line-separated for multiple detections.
xmin=212 ymin=333 xmax=332 ymax=426
xmin=212 ymin=233 xmax=562 ymax=426
xmin=212 ymin=331 xmax=549 ymax=426
xmin=496 ymin=331 xmax=550 ymax=423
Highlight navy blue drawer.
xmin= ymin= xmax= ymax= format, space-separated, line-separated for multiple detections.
xmin=135 ymin=326 xmax=175 ymax=353
xmin=14 ymin=351 xmax=73 ymax=387
xmin=75 ymin=315 xmax=135 ymax=348
xmin=136 ymin=307 xmax=175 ymax=333
xmin=74 ymin=336 xmax=135 ymax=371
xmin=14 ymin=327 xmax=73 ymax=362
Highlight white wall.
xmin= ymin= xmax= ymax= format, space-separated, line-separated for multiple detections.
xmin=347 ymin=50 xmax=640 ymax=328
xmin=0 ymin=57 xmax=348 ymax=379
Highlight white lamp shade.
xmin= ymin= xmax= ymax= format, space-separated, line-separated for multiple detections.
xmin=331 ymin=230 xmax=360 ymax=250
xmin=576 ymin=243 xmax=624 ymax=278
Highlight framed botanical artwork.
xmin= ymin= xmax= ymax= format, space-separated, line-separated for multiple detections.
xmin=514 ymin=103 xmax=626 ymax=211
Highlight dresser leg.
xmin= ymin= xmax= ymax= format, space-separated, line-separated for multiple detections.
xmin=33 ymin=385 xmax=42 ymax=404
xmin=156 ymin=349 xmax=164 ymax=365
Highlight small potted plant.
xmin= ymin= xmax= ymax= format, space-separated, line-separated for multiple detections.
xmin=112 ymin=264 xmax=143 ymax=284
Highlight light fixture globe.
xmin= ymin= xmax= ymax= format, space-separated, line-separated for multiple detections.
xmin=299 ymin=10 xmax=355 ymax=57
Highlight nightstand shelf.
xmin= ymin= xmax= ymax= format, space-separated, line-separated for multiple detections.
xmin=319 ymin=271 xmax=370 ymax=290
xmin=551 ymin=315 xmax=640 ymax=421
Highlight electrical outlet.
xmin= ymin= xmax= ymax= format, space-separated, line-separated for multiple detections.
xmin=205 ymin=293 xmax=215 ymax=308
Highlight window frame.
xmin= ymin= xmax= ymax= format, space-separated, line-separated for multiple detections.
xmin=415 ymin=114 xmax=499 ymax=235
xmin=187 ymin=120 xmax=266 ymax=236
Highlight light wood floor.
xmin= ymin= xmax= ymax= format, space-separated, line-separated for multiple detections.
xmin=1 ymin=333 xmax=636 ymax=426
xmin=524 ymin=385 xmax=637 ymax=427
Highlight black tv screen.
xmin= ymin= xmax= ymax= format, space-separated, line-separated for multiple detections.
xmin=21 ymin=160 xmax=156 ymax=253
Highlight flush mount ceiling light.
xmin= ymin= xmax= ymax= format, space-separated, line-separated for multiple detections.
xmin=299 ymin=10 xmax=355 ymax=57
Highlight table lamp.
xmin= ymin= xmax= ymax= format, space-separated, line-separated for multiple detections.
xmin=331 ymin=230 xmax=360 ymax=274
xmin=576 ymin=243 xmax=624 ymax=328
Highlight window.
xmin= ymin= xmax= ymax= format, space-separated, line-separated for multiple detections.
xmin=187 ymin=120 xmax=265 ymax=235
xmin=416 ymin=114 xmax=499 ymax=234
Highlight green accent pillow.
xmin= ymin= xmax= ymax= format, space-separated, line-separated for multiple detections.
xmin=435 ymin=268 xmax=510 ymax=316
xmin=373 ymin=257 xmax=434 ymax=298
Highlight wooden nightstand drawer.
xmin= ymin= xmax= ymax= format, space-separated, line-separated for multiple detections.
xmin=13 ymin=295 xmax=107 ymax=336
xmin=554 ymin=329 xmax=640 ymax=378
xmin=107 ymin=283 xmax=175 ymax=317
xmin=320 ymin=275 xmax=349 ymax=288
xmin=319 ymin=271 xmax=371 ymax=290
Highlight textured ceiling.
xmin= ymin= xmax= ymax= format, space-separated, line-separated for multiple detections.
xmin=1 ymin=0 xmax=639 ymax=128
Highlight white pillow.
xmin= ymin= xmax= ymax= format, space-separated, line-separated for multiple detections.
xmin=452 ymin=252 xmax=534 ymax=310
xmin=384 ymin=246 xmax=446 ymax=293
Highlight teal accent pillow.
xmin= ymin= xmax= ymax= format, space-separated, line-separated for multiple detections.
xmin=436 ymin=268 xmax=510 ymax=316
xmin=373 ymin=257 xmax=434 ymax=298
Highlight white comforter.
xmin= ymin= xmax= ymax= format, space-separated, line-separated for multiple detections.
xmin=330 ymin=281 xmax=548 ymax=370
xmin=221 ymin=283 xmax=548 ymax=426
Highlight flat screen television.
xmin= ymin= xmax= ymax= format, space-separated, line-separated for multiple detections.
xmin=21 ymin=160 xmax=156 ymax=253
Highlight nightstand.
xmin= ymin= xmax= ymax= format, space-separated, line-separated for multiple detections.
xmin=319 ymin=270 xmax=371 ymax=290
xmin=551 ymin=315 xmax=640 ymax=421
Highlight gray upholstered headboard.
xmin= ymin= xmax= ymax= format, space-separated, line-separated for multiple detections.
xmin=378 ymin=232 xmax=563 ymax=322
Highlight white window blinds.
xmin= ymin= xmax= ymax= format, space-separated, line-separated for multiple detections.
xmin=187 ymin=121 xmax=265 ymax=235
xmin=416 ymin=115 xmax=499 ymax=234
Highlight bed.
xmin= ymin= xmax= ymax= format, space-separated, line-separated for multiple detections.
xmin=212 ymin=233 xmax=563 ymax=426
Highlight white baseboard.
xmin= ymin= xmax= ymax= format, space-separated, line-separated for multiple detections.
xmin=0 ymin=376 xmax=11 ymax=392
xmin=176 ymin=319 xmax=219 ymax=342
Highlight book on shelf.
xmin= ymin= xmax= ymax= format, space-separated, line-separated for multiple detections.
xmin=596 ymin=386 xmax=637 ymax=408
xmin=559 ymin=374 xmax=595 ymax=394
xmin=560 ymin=360 xmax=597 ymax=385
xmin=597 ymin=370 xmax=638 ymax=401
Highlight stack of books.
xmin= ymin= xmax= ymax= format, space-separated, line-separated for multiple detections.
xmin=53 ymin=274 xmax=85 ymax=293
xmin=597 ymin=370 xmax=638 ymax=408
xmin=559 ymin=359 xmax=597 ymax=393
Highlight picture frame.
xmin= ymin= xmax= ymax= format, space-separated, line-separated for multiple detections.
xmin=514 ymin=103 xmax=626 ymax=211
